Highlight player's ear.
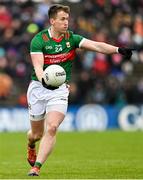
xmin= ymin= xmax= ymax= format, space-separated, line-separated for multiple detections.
xmin=50 ymin=18 xmax=55 ymax=25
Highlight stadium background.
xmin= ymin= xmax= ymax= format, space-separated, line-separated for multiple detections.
xmin=0 ymin=0 xmax=143 ymax=131
xmin=1 ymin=0 xmax=143 ymax=179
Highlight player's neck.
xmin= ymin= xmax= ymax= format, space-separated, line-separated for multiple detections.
xmin=49 ymin=27 xmax=64 ymax=39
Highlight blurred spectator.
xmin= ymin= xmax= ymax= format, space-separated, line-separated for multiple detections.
xmin=0 ymin=5 xmax=12 ymax=29
xmin=106 ymin=75 xmax=126 ymax=106
xmin=92 ymin=53 xmax=110 ymax=76
xmin=123 ymin=78 xmax=138 ymax=104
xmin=77 ymin=70 xmax=94 ymax=104
xmin=68 ymin=82 xmax=80 ymax=104
xmin=18 ymin=93 xmax=27 ymax=107
xmin=133 ymin=15 xmax=143 ymax=45
xmin=90 ymin=80 xmax=106 ymax=104
xmin=0 ymin=73 xmax=13 ymax=98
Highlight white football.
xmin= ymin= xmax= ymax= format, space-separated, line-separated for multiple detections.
xmin=43 ymin=64 xmax=66 ymax=87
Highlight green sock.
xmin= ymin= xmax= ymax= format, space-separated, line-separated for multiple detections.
xmin=34 ymin=161 xmax=42 ymax=169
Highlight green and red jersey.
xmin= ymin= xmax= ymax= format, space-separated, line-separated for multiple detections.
xmin=30 ymin=28 xmax=85 ymax=81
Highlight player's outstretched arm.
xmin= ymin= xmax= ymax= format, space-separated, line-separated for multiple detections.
xmin=31 ymin=53 xmax=44 ymax=82
xmin=80 ymin=39 xmax=132 ymax=59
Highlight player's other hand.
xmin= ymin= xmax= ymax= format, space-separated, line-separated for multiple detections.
xmin=42 ymin=78 xmax=58 ymax=90
xmin=118 ymin=47 xmax=132 ymax=59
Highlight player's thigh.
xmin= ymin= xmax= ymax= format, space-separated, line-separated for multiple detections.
xmin=45 ymin=84 xmax=69 ymax=129
xmin=45 ymin=111 xmax=65 ymax=133
xmin=27 ymin=81 xmax=46 ymax=118
xmin=45 ymin=104 xmax=67 ymax=131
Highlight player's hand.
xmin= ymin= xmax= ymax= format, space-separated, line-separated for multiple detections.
xmin=42 ymin=78 xmax=58 ymax=90
xmin=118 ymin=47 xmax=133 ymax=59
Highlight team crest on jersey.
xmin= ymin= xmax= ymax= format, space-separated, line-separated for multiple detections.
xmin=66 ymin=42 xmax=70 ymax=48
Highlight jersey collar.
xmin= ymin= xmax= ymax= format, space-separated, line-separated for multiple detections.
xmin=48 ymin=27 xmax=64 ymax=43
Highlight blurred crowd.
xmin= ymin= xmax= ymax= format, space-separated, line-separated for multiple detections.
xmin=0 ymin=0 xmax=143 ymax=107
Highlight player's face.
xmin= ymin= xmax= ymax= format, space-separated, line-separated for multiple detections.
xmin=50 ymin=11 xmax=69 ymax=33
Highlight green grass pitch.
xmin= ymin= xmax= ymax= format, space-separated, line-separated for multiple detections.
xmin=0 ymin=130 xmax=143 ymax=179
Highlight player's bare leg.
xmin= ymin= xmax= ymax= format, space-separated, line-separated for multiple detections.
xmin=28 ymin=111 xmax=65 ymax=176
xmin=27 ymin=119 xmax=44 ymax=166
xmin=37 ymin=111 xmax=65 ymax=163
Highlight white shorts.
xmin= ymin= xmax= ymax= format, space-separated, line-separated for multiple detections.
xmin=27 ymin=81 xmax=69 ymax=121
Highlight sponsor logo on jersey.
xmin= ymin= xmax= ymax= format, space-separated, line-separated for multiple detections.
xmin=44 ymin=49 xmax=76 ymax=64
xmin=45 ymin=46 xmax=53 ymax=50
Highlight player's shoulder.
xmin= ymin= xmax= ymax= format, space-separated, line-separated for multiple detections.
xmin=64 ymin=30 xmax=77 ymax=40
xmin=31 ymin=29 xmax=49 ymax=42
xmin=67 ymin=30 xmax=74 ymax=36
xmin=35 ymin=29 xmax=48 ymax=36
xmin=67 ymin=30 xmax=83 ymax=38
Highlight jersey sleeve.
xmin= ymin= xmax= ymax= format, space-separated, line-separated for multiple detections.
xmin=72 ymin=34 xmax=86 ymax=48
xmin=30 ymin=34 xmax=43 ymax=54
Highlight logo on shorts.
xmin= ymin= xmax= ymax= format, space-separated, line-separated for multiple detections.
xmin=60 ymin=98 xmax=67 ymax=101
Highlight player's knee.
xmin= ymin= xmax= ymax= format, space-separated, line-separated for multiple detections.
xmin=33 ymin=132 xmax=43 ymax=141
xmin=48 ymin=124 xmax=57 ymax=136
